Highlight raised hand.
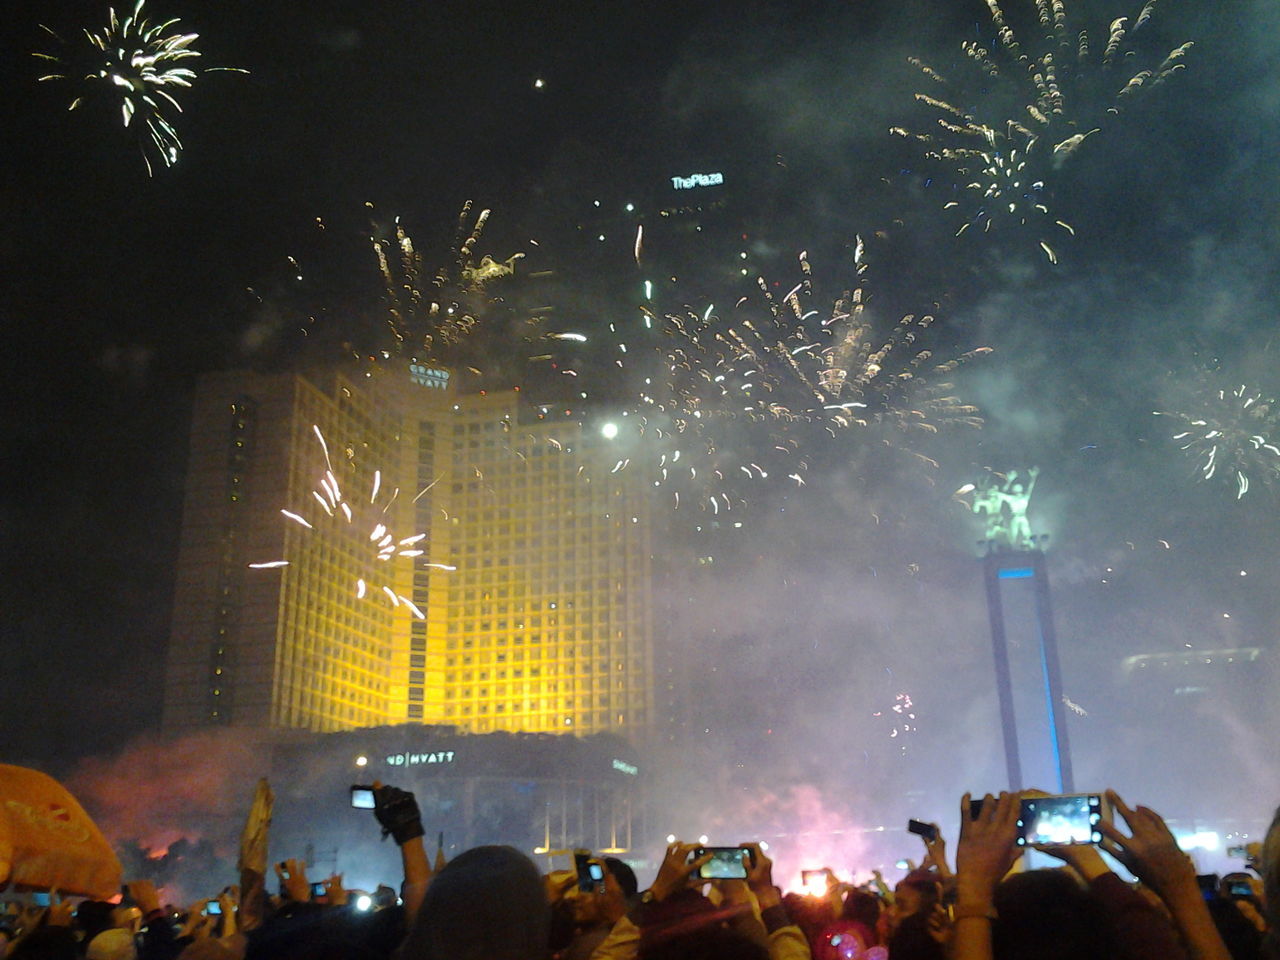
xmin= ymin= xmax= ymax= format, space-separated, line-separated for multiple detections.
xmin=322 ymin=874 xmax=348 ymax=907
xmin=649 ymin=842 xmax=712 ymax=903
xmin=127 ymin=879 xmax=163 ymax=917
xmin=954 ymin=792 xmax=1019 ymax=902
xmin=1098 ymin=790 xmax=1196 ymax=898
xmin=275 ymin=858 xmax=311 ymax=902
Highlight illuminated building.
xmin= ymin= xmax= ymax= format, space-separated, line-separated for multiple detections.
xmin=162 ymin=366 xmax=654 ymax=738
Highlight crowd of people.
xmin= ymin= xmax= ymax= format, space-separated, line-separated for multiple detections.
xmin=2 ymin=784 xmax=1276 ymax=960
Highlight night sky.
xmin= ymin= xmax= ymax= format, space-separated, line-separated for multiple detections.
xmin=3 ymin=0 xmax=1278 ymax=846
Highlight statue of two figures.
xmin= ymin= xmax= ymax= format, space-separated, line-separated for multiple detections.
xmin=972 ymin=467 xmax=1040 ymax=551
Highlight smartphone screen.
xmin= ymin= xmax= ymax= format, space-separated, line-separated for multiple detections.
xmin=694 ymin=847 xmax=750 ymax=880
xmin=351 ymin=786 xmax=376 ymax=809
xmin=204 ymin=900 xmax=222 ymax=916
xmin=1016 ymin=794 xmax=1103 ymax=846
xmin=311 ymin=882 xmax=327 ymax=898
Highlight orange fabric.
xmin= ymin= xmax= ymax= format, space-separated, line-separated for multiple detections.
xmin=0 ymin=765 xmax=123 ymax=898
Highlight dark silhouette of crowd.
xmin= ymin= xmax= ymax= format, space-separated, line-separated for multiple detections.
xmin=3 ymin=783 xmax=1276 ymax=960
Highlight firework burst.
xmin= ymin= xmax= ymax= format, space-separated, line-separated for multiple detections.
xmin=250 ymin=426 xmax=455 ymax=614
xmin=368 ymin=201 xmax=527 ymax=371
xmin=634 ymin=241 xmax=988 ymax=513
xmin=892 ymin=0 xmax=1192 ymax=261
xmin=1155 ymin=384 xmax=1280 ymax=500
xmin=34 ymin=0 xmax=247 ymax=175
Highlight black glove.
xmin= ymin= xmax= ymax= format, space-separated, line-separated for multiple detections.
xmin=374 ymin=784 xmax=424 ymax=845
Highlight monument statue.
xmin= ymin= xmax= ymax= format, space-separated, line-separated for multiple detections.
xmin=971 ymin=467 xmax=1040 ymax=550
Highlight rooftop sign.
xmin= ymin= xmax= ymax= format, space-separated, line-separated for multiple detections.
xmin=671 ymin=172 xmax=724 ymax=190
xmin=386 ymin=750 xmax=457 ymax=767
xmin=409 ymin=364 xmax=451 ymax=390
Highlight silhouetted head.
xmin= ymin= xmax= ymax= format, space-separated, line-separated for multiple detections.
xmin=398 ymin=845 xmax=549 ymax=960
xmin=603 ymin=857 xmax=639 ymax=899
xmin=841 ymin=887 xmax=881 ymax=929
xmin=1262 ymin=806 xmax=1280 ymax=959
xmin=993 ymin=869 xmax=1108 ymax=960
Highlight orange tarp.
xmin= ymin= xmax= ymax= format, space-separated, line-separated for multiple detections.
xmin=0 ymin=765 xmax=122 ymax=899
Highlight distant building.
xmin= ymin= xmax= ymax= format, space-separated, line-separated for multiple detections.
xmin=162 ymin=364 xmax=655 ymax=739
xmin=267 ymin=725 xmax=642 ymax=867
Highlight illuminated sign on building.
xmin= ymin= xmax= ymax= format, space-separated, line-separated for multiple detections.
xmin=671 ymin=172 xmax=724 ymax=190
xmin=409 ymin=364 xmax=451 ymax=390
xmin=386 ymin=750 xmax=457 ymax=767
xmin=611 ymin=758 xmax=638 ymax=776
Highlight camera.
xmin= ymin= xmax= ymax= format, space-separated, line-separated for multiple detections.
xmin=350 ymin=785 xmax=377 ymax=809
xmin=691 ymin=846 xmax=754 ymax=880
xmin=1015 ymin=794 xmax=1106 ymax=846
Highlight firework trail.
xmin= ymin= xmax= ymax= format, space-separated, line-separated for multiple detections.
xmin=1155 ymin=383 xmax=1280 ymax=500
xmin=632 ymin=241 xmax=989 ymax=514
xmin=892 ymin=0 xmax=1192 ymax=261
xmin=250 ymin=426 xmax=455 ymax=613
xmin=34 ymin=0 xmax=247 ymax=175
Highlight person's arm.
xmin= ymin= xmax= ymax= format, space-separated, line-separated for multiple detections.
xmin=740 ymin=842 xmax=810 ymax=960
xmin=372 ymin=782 xmax=430 ymax=920
xmin=951 ymin=792 xmax=1020 ymax=960
xmin=1100 ymin=791 xmax=1230 ymax=960
xmin=236 ymin=778 xmax=273 ymax=935
xmin=919 ymin=823 xmax=953 ymax=878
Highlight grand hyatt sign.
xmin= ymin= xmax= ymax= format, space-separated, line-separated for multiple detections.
xmin=670 ymin=172 xmax=724 ymax=190
xmin=386 ymin=750 xmax=457 ymax=767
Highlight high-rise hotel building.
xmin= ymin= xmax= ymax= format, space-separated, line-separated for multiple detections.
xmin=162 ymin=365 xmax=655 ymax=738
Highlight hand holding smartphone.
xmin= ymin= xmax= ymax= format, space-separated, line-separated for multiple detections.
xmin=574 ymin=849 xmax=606 ymax=893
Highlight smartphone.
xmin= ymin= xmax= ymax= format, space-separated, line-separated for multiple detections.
xmin=32 ymin=893 xmax=51 ymax=907
xmin=351 ymin=785 xmax=377 ymax=809
xmin=1016 ymin=794 xmax=1105 ymax=846
xmin=204 ymin=900 xmax=222 ymax=916
xmin=1227 ymin=845 xmax=1248 ymax=859
xmin=908 ymin=819 xmax=939 ymax=842
xmin=1196 ymin=874 xmax=1220 ymax=900
xmin=573 ymin=849 xmax=604 ymax=893
xmin=692 ymin=846 xmax=754 ymax=880
xmin=969 ymin=798 xmax=986 ymax=819
xmin=311 ymin=882 xmax=327 ymax=898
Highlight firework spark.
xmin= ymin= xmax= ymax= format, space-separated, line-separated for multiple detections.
xmin=250 ymin=426 xmax=452 ymax=613
xmin=35 ymin=0 xmax=247 ymax=175
xmin=872 ymin=691 xmax=918 ymax=755
xmin=893 ymin=0 xmax=1192 ymax=260
xmin=1155 ymin=384 xmax=1280 ymax=500
xmin=634 ymin=242 xmax=988 ymax=512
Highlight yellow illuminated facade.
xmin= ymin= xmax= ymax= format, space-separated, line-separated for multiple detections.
xmin=162 ymin=367 xmax=654 ymax=738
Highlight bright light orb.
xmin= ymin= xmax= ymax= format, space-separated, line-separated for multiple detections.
xmin=355 ymin=755 xmax=368 ymax=767
xmin=601 ymin=422 xmax=619 ymax=440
